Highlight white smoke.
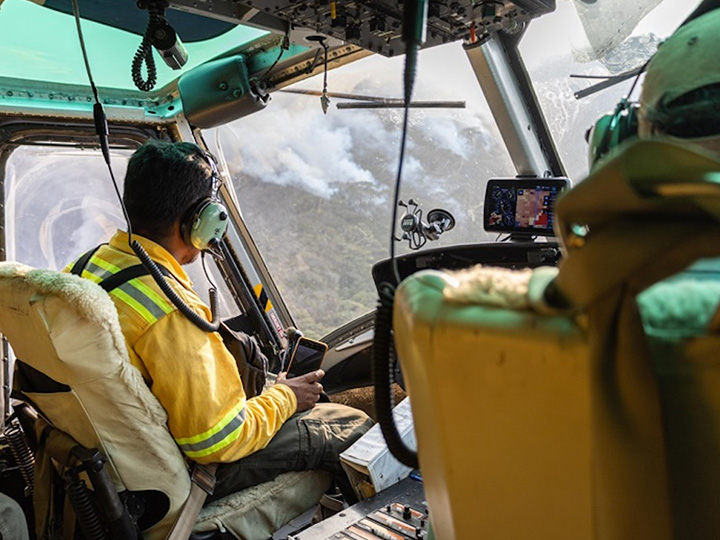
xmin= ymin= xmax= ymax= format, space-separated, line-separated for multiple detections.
xmin=215 ymin=42 xmax=510 ymax=200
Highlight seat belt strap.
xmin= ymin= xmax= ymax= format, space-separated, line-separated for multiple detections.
xmin=98 ymin=263 xmax=172 ymax=292
xmin=165 ymin=462 xmax=218 ymax=540
xmin=70 ymin=245 xmax=103 ymax=276
xmin=69 ymin=244 xmax=174 ymax=292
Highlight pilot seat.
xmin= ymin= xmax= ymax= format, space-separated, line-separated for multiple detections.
xmin=0 ymin=262 xmax=330 ymax=539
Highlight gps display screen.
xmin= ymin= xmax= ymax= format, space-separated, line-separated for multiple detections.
xmin=483 ymin=178 xmax=569 ymax=236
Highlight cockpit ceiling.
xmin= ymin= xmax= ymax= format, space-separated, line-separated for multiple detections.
xmin=232 ymin=0 xmax=556 ymax=57
xmin=43 ymin=0 xmax=236 ymax=42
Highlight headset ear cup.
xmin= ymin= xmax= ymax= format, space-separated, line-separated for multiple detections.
xmin=185 ymin=199 xmax=229 ymax=250
xmin=181 ymin=199 xmax=205 ymax=247
xmin=587 ymin=113 xmax=614 ymax=168
xmin=588 ymin=102 xmax=641 ymax=170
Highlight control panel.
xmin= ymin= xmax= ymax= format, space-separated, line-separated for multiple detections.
xmin=291 ymin=477 xmax=429 ymax=540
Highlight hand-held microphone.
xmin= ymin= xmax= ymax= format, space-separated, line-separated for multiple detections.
xmin=150 ymin=19 xmax=188 ymax=70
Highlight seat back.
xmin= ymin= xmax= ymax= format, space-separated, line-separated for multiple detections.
xmin=393 ymin=139 xmax=720 ymax=540
xmin=0 ymin=262 xmax=191 ymax=539
xmin=394 ymin=267 xmax=592 ymax=540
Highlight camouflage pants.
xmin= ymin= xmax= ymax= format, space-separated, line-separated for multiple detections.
xmin=208 ymin=403 xmax=373 ymax=504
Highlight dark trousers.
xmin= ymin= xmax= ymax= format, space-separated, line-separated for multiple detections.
xmin=207 ymin=403 xmax=373 ymax=504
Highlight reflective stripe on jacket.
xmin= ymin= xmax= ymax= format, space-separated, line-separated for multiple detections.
xmin=78 ymin=254 xmax=174 ymax=324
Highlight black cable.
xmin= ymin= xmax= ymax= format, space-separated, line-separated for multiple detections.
xmin=388 ymin=103 xmax=411 ymax=285
xmin=131 ymin=239 xmax=220 ymax=332
xmin=71 ymin=0 xmax=100 ymax=105
xmin=371 ymin=20 xmax=421 ymax=470
xmin=71 ymin=0 xmax=132 ymax=237
xmin=201 ymin=251 xmax=218 ymax=290
xmin=372 ymin=283 xmax=419 ymax=469
xmin=256 ymin=33 xmax=289 ymax=84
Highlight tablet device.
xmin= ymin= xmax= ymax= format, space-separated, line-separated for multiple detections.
xmin=287 ymin=337 xmax=328 ymax=378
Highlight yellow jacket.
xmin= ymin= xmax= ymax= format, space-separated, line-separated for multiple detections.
xmin=66 ymin=230 xmax=297 ymax=464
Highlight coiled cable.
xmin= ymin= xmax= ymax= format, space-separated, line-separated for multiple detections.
xmin=372 ymin=283 xmax=419 ymax=469
xmin=65 ymin=472 xmax=107 ymax=540
xmin=131 ymin=2 xmax=161 ymax=91
xmin=4 ymin=420 xmax=35 ymax=496
xmin=131 ymin=239 xmax=220 ymax=332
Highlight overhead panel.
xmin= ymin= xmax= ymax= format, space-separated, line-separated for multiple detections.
xmin=166 ymin=0 xmax=556 ymax=57
xmin=227 ymin=0 xmax=556 ymax=56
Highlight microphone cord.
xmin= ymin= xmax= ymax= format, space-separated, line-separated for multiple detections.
xmin=390 ymin=0 xmax=426 ymax=284
xmin=132 ymin=1 xmax=163 ymax=92
xmin=71 ymin=0 xmax=132 ymax=243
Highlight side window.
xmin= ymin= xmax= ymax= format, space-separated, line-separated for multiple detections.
xmin=4 ymin=146 xmax=131 ymax=269
xmin=209 ymin=42 xmax=516 ymax=337
xmin=3 ymin=145 xmax=239 ymax=318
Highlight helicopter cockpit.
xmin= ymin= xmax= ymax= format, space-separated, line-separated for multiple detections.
xmin=0 ymin=0 xmax=716 ymax=538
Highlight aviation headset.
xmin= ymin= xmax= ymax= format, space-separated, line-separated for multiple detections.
xmin=181 ymin=151 xmax=230 ymax=251
xmin=586 ymin=62 xmax=648 ymax=169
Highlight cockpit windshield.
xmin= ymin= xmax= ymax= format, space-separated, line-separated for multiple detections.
xmin=208 ymin=42 xmax=516 ymax=337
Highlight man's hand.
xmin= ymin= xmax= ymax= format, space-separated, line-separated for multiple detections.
xmin=277 ymin=369 xmax=325 ymax=412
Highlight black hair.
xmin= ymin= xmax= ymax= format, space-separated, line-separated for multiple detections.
xmin=123 ymin=139 xmax=213 ymax=240
xmin=645 ymin=83 xmax=720 ymax=138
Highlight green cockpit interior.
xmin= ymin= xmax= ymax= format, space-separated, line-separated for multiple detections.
xmin=1 ymin=0 xmax=277 ymax=87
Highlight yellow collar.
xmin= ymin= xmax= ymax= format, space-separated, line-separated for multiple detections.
xmin=109 ymin=230 xmax=194 ymax=290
